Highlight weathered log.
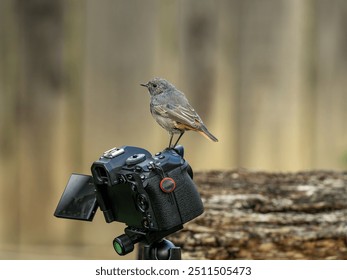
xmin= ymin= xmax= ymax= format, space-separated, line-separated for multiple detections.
xmin=170 ymin=169 xmax=347 ymax=259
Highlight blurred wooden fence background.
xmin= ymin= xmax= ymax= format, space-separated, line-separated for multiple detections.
xmin=0 ymin=0 xmax=347 ymax=259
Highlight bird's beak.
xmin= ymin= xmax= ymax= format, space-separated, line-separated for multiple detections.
xmin=140 ymin=82 xmax=149 ymax=88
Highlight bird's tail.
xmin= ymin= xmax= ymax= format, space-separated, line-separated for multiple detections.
xmin=199 ymin=125 xmax=218 ymax=142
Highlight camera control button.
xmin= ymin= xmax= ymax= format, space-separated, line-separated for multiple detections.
xmin=147 ymin=162 xmax=155 ymax=170
xmin=142 ymin=218 xmax=153 ymax=229
xmin=137 ymin=194 xmax=149 ymax=212
xmin=118 ymin=175 xmax=126 ymax=184
xmin=159 ymin=155 xmax=165 ymax=159
xmin=142 ymin=219 xmax=149 ymax=229
xmin=135 ymin=166 xmax=143 ymax=172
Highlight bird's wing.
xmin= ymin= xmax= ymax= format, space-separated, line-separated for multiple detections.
xmin=150 ymin=104 xmax=168 ymax=117
xmin=152 ymin=103 xmax=202 ymax=129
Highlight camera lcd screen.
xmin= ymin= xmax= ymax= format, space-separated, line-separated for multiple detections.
xmin=54 ymin=173 xmax=98 ymax=221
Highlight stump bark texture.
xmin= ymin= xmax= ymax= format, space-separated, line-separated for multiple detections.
xmin=170 ymin=169 xmax=347 ymax=259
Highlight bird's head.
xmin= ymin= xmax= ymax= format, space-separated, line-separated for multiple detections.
xmin=140 ymin=77 xmax=175 ymax=96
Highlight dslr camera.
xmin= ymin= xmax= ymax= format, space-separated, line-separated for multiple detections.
xmin=54 ymin=145 xmax=203 ymax=257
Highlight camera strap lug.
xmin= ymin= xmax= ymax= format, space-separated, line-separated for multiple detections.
xmin=148 ymin=161 xmax=166 ymax=179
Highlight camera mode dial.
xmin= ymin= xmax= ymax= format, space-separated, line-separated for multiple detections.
xmin=126 ymin=153 xmax=146 ymax=165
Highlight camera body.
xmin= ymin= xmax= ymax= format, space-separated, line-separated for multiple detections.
xmin=55 ymin=145 xmax=204 ymax=254
xmin=91 ymin=145 xmax=203 ymax=231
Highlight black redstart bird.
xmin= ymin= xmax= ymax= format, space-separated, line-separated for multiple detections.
xmin=141 ymin=77 xmax=218 ymax=148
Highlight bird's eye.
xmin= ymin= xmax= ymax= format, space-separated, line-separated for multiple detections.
xmin=152 ymin=84 xmax=157 ymax=88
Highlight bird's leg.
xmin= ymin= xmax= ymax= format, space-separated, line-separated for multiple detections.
xmin=168 ymin=133 xmax=173 ymax=148
xmin=173 ymin=131 xmax=185 ymax=148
